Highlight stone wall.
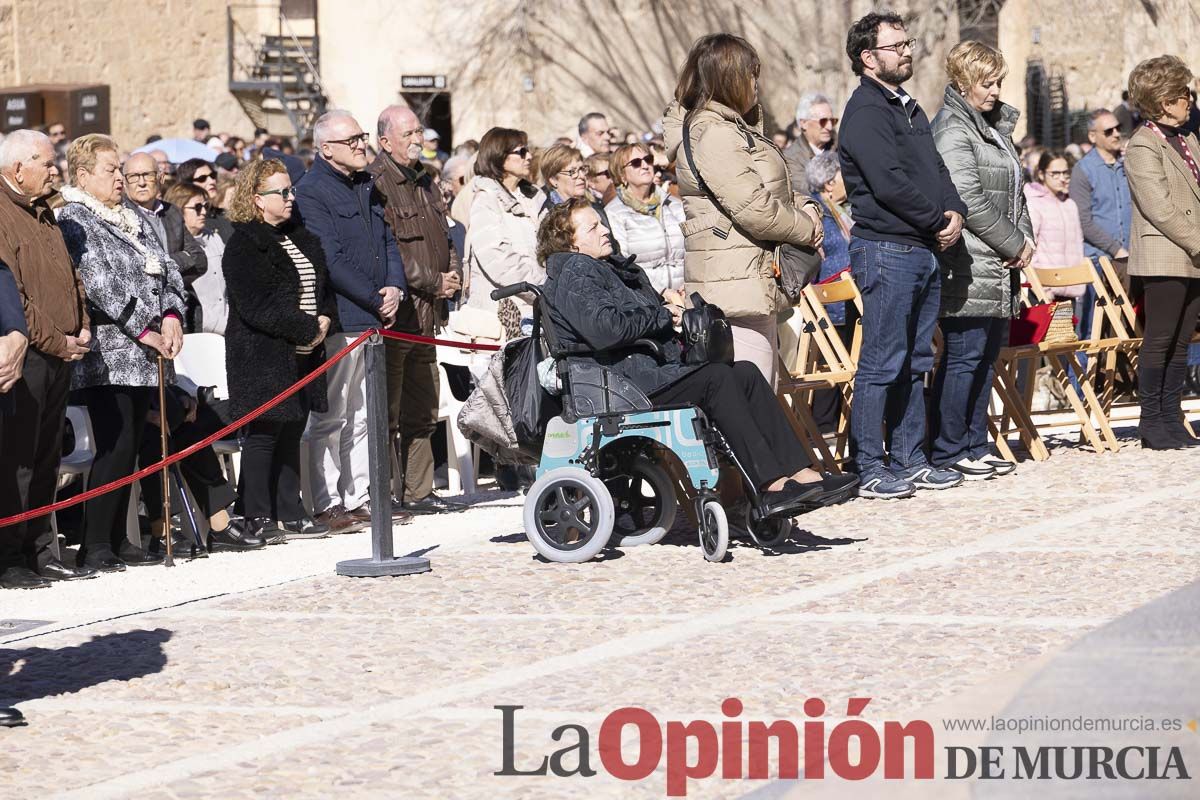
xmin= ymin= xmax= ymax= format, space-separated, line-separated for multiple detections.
xmin=322 ymin=0 xmax=961 ymax=145
xmin=0 ymin=0 xmax=244 ymax=148
xmin=999 ymin=0 xmax=1200 ymax=139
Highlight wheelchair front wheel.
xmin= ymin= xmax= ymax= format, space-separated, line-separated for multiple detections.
xmin=698 ymin=499 xmax=729 ymax=563
xmin=524 ymin=467 xmax=615 ymax=563
xmin=607 ymin=459 xmax=677 ymax=547
xmin=742 ymin=506 xmax=791 ymax=549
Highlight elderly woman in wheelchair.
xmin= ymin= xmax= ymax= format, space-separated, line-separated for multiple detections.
xmin=492 ymin=197 xmax=858 ymax=563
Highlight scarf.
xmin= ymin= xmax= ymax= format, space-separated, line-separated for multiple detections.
xmin=60 ymin=185 xmax=162 ymax=276
xmin=616 ymin=185 xmax=663 ymax=218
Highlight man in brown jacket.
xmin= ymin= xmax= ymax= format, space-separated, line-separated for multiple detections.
xmin=370 ymin=105 xmax=465 ymax=514
xmin=0 ymin=129 xmax=96 ymax=587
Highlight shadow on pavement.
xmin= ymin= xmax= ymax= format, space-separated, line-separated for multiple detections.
xmin=0 ymin=628 xmax=172 ymax=705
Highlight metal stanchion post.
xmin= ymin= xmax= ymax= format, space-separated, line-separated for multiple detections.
xmin=337 ymin=332 xmax=431 ymax=577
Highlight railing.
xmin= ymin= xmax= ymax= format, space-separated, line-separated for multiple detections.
xmin=226 ymin=3 xmax=322 ymax=92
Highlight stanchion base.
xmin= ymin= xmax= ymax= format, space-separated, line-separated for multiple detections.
xmin=336 ymin=556 xmax=432 ymax=577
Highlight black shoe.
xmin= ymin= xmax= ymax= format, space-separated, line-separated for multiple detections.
xmin=0 ymin=707 xmax=26 ymax=727
xmin=403 ymin=493 xmax=468 ymax=515
xmin=815 ymin=472 xmax=860 ymax=506
xmin=207 ymin=519 xmax=268 ymax=551
xmin=37 ymin=558 xmax=98 ymax=581
xmin=278 ymin=517 xmax=330 ymax=540
xmin=247 ymin=517 xmax=287 ymax=545
xmin=1140 ymin=421 xmax=1181 ymax=450
xmin=0 ymin=566 xmax=51 ymax=590
xmin=1167 ymin=421 xmax=1200 ymax=448
xmin=116 ymin=544 xmax=165 ymax=566
xmin=79 ymin=549 xmax=126 ymax=572
xmin=761 ymin=480 xmax=823 ymax=517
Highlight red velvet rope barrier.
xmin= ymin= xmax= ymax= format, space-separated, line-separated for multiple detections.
xmin=0 ymin=328 xmax=503 ymax=528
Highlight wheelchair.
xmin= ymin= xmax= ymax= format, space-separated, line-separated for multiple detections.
xmin=491 ymin=281 xmax=817 ymax=564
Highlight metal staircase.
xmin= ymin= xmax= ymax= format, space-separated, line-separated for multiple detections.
xmin=227 ymin=5 xmax=327 ymax=141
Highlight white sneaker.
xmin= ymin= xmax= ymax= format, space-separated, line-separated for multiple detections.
xmin=977 ymin=456 xmax=1016 ymax=476
xmin=946 ymin=457 xmax=996 ymax=481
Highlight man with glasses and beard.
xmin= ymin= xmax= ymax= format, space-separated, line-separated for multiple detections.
xmin=784 ymin=91 xmax=839 ymax=191
xmin=838 ymin=11 xmax=968 ymax=499
xmin=294 ymin=110 xmax=409 ymax=533
xmin=122 ymin=152 xmax=208 ymax=330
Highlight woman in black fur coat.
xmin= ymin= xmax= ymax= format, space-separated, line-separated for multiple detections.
xmin=223 ymin=159 xmax=339 ymax=541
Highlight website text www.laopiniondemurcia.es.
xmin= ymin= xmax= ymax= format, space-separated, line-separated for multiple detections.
xmin=494 ymin=699 xmax=1193 ymax=796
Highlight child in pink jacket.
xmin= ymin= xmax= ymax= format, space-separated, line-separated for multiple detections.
xmin=1023 ymin=151 xmax=1086 ymax=299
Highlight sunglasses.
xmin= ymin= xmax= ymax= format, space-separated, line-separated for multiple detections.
xmin=1100 ymin=125 xmax=1120 ymax=137
xmin=509 ymin=146 xmax=530 ymax=158
xmin=815 ymin=117 xmax=839 ymax=128
xmin=590 ymin=169 xmax=610 ymax=179
xmin=625 ymin=156 xmax=655 ymax=170
xmin=258 ymin=187 xmax=295 ymax=201
xmin=184 ymin=202 xmax=209 ymax=215
xmin=192 ymin=172 xmax=216 ymax=182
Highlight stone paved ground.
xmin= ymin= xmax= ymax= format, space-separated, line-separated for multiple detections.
xmin=1 ymin=431 xmax=1198 ymax=799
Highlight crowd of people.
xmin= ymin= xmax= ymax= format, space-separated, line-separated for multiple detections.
xmin=0 ymin=10 xmax=1197 ymax=590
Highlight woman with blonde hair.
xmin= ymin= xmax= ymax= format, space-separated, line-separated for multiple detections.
xmin=604 ymin=141 xmax=686 ymax=296
xmin=1124 ymin=55 xmax=1200 ymax=449
xmin=59 ymin=133 xmax=187 ymax=570
xmin=930 ymin=40 xmax=1033 ymax=480
xmin=663 ymin=33 xmax=823 ymax=385
xmin=222 ymin=158 xmax=339 ymax=539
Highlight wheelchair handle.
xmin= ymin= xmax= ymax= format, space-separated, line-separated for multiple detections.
xmin=491 ymin=282 xmax=534 ymax=301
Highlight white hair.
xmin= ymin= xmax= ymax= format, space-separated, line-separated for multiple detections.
xmin=0 ymin=129 xmax=51 ymax=170
xmin=805 ymin=150 xmax=841 ymax=194
xmin=795 ymin=91 xmax=833 ymax=124
xmin=442 ymin=154 xmax=471 ymax=179
xmin=312 ymin=109 xmax=358 ymax=149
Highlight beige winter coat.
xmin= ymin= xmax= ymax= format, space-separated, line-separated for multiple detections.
xmin=662 ymin=100 xmax=819 ymax=318
xmin=462 ymin=176 xmax=547 ymax=318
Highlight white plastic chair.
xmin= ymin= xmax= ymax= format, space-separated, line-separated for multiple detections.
xmin=437 ymin=345 xmax=477 ymax=495
xmin=50 ymin=405 xmax=97 ymax=558
xmin=174 ymin=332 xmax=240 ymax=483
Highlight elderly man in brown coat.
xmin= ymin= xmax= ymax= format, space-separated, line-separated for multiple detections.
xmin=0 ymin=129 xmax=96 ymax=588
xmin=370 ymin=105 xmax=465 ymax=514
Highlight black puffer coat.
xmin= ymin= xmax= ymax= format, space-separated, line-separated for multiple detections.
xmin=541 ymin=251 xmax=698 ymax=397
xmin=223 ymin=219 xmax=340 ymax=423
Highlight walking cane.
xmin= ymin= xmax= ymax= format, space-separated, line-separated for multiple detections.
xmin=157 ymin=355 xmax=174 ymax=568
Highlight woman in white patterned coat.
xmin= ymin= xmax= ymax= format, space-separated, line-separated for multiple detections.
xmin=58 ymin=134 xmax=186 ymax=572
xmin=604 ymin=142 xmax=686 ymax=298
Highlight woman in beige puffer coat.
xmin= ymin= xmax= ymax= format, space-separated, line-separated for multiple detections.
xmin=662 ymin=33 xmax=822 ymax=385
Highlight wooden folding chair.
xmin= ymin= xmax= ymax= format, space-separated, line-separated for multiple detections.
xmin=777 ymin=272 xmax=863 ymax=473
xmin=989 ymin=261 xmax=1123 ymax=460
xmin=1084 ymin=256 xmax=1143 ymax=427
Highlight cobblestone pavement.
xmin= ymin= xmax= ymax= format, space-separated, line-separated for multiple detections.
xmin=1 ymin=433 xmax=1197 ymax=799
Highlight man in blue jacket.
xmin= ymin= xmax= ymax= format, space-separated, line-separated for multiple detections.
xmin=838 ymin=11 xmax=968 ymax=499
xmin=295 ymin=110 xmax=409 ymax=532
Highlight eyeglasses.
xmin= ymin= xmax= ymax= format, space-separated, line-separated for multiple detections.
xmin=184 ymin=202 xmax=209 ymax=215
xmin=814 ymin=117 xmax=839 ymax=128
xmin=872 ymin=38 xmax=917 ymax=55
xmin=1099 ymin=125 xmax=1121 ymax=137
xmin=258 ymin=187 xmax=295 ymax=201
xmin=590 ymin=169 xmax=610 ymax=179
xmin=123 ymin=171 xmax=157 ymax=184
xmin=192 ymin=171 xmax=216 ymax=183
xmin=326 ymin=133 xmax=370 ymax=148
xmin=509 ymin=146 xmax=530 ymax=158
xmin=557 ymin=166 xmax=588 ymax=179
xmin=625 ymin=156 xmax=655 ymax=170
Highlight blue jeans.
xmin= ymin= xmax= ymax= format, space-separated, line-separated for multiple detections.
xmin=930 ymin=316 xmax=1007 ymax=466
xmin=848 ymin=237 xmax=940 ymax=474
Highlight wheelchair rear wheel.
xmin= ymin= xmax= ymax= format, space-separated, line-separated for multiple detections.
xmin=699 ymin=499 xmax=729 ymax=562
xmin=606 ymin=459 xmax=677 ymax=547
xmin=524 ymin=467 xmax=615 ymax=563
